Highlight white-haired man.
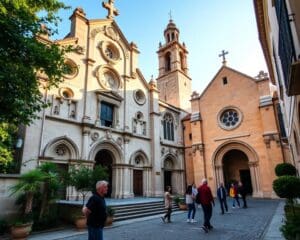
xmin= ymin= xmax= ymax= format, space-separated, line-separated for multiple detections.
xmin=197 ymin=178 xmax=215 ymax=233
xmin=82 ymin=180 xmax=108 ymax=240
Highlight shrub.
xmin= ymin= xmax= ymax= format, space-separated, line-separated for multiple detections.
xmin=0 ymin=219 xmax=8 ymax=235
xmin=273 ymin=176 xmax=300 ymax=200
xmin=281 ymin=214 xmax=300 ymax=240
xmin=106 ymin=206 xmax=115 ymax=217
xmin=275 ymin=163 xmax=297 ymax=177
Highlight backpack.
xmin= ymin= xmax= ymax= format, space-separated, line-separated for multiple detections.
xmin=195 ymin=190 xmax=201 ymax=204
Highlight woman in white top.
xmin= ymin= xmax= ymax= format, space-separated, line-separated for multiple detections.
xmin=186 ymin=185 xmax=197 ymax=223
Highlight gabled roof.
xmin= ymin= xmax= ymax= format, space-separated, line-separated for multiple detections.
xmin=196 ymin=65 xmax=257 ymax=100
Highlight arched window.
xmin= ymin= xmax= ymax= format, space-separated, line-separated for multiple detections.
xmin=163 ymin=113 xmax=174 ymax=141
xmin=165 ymin=52 xmax=171 ymax=72
xmin=180 ymin=52 xmax=185 ymax=71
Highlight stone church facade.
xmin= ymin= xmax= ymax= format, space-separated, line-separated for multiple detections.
xmin=183 ymin=65 xmax=285 ymax=198
xmin=18 ymin=5 xmax=189 ymax=200
xmin=0 ymin=1 xmax=287 ymax=217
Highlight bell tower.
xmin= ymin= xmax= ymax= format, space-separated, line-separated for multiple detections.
xmin=156 ymin=19 xmax=191 ymax=111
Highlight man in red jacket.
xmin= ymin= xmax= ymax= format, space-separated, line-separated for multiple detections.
xmin=198 ymin=178 xmax=215 ymax=233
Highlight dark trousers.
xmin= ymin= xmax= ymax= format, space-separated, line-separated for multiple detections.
xmin=164 ymin=207 xmax=172 ymax=222
xmin=88 ymin=226 xmax=103 ymax=240
xmin=219 ymin=198 xmax=228 ymax=214
xmin=232 ymin=196 xmax=240 ymax=207
xmin=201 ymin=204 xmax=213 ymax=228
xmin=241 ymin=195 xmax=247 ymax=208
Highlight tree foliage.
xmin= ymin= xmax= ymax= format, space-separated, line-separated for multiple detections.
xmin=0 ymin=0 xmax=70 ymax=125
xmin=275 ymin=163 xmax=297 ymax=177
xmin=273 ymin=176 xmax=300 ymax=200
xmin=0 ymin=123 xmax=17 ymax=173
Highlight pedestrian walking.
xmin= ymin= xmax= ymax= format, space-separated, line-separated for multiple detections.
xmin=198 ymin=179 xmax=215 ymax=233
xmin=217 ymin=182 xmax=228 ymax=214
xmin=229 ymin=183 xmax=240 ymax=208
xmin=238 ymin=181 xmax=248 ymax=208
xmin=82 ymin=180 xmax=108 ymax=240
xmin=185 ymin=185 xmax=197 ymax=223
xmin=161 ymin=186 xmax=173 ymax=223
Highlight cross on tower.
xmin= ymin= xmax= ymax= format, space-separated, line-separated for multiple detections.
xmin=102 ymin=0 xmax=119 ymax=19
xmin=169 ymin=10 xmax=173 ymax=21
xmin=218 ymin=50 xmax=229 ymax=65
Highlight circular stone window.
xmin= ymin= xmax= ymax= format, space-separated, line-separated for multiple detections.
xmin=98 ymin=41 xmax=120 ymax=64
xmin=134 ymin=89 xmax=146 ymax=105
xmin=63 ymin=59 xmax=78 ymax=79
xmin=97 ymin=66 xmax=120 ymax=91
xmin=218 ymin=107 xmax=242 ymax=130
xmin=59 ymin=87 xmax=74 ymax=99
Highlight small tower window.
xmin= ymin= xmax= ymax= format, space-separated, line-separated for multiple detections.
xmin=165 ymin=52 xmax=171 ymax=72
xmin=171 ymin=32 xmax=175 ymax=40
xmin=223 ymin=77 xmax=228 ymax=85
xmin=167 ymin=34 xmax=171 ymax=43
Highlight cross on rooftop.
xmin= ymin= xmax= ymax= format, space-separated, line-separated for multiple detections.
xmin=169 ymin=10 xmax=172 ymax=21
xmin=218 ymin=50 xmax=229 ymax=65
xmin=102 ymin=0 xmax=119 ymax=19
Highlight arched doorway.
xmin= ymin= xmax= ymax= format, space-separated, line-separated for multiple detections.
xmin=95 ymin=149 xmax=113 ymax=197
xmin=163 ymin=157 xmax=174 ymax=191
xmin=222 ymin=149 xmax=253 ymax=194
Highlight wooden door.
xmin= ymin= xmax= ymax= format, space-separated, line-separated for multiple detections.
xmin=133 ymin=170 xmax=143 ymax=196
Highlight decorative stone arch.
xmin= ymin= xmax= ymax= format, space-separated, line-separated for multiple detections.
xmin=88 ymin=139 xmax=123 ymax=164
xmin=212 ymin=140 xmax=261 ymax=197
xmin=129 ymin=149 xmax=150 ymax=168
xmin=89 ymin=140 xmax=124 ymax=198
xmin=43 ymin=136 xmax=79 ymax=160
xmin=161 ymin=153 xmax=184 ymax=194
xmin=129 ymin=150 xmax=152 ymax=197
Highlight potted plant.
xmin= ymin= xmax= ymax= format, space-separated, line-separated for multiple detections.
xmin=105 ymin=206 xmax=115 ymax=226
xmin=173 ymin=195 xmax=187 ymax=210
xmin=68 ymin=165 xmax=93 ymax=230
xmin=10 ymin=169 xmax=44 ymax=239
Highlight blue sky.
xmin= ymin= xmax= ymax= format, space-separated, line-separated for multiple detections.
xmin=54 ymin=0 xmax=267 ymax=93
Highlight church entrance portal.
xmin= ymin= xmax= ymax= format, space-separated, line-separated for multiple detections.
xmin=222 ymin=149 xmax=253 ymax=194
xmin=164 ymin=171 xmax=172 ymax=190
xmin=133 ymin=170 xmax=143 ymax=196
xmin=95 ymin=149 xmax=113 ymax=197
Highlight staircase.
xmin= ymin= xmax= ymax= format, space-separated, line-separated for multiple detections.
xmin=111 ymin=201 xmax=180 ymax=222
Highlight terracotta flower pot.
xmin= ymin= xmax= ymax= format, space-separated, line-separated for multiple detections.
xmin=179 ymin=203 xmax=187 ymax=210
xmin=74 ymin=215 xmax=86 ymax=230
xmin=10 ymin=222 xmax=33 ymax=240
xmin=105 ymin=216 xmax=114 ymax=226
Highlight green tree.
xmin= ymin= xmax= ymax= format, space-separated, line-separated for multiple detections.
xmin=0 ymin=123 xmax=17 ymax=173
xmin=0 ymin=0 xmax=70 ymax=125
xmin=275 ymin=163 xmax=297 ymax=177
xmin=37 ymin=162 xmax=60 ymax=220
xmin=10 ymin=169 xmax=44 ymax=222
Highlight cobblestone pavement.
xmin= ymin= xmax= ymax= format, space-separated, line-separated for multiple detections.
xmin=64 ymin=198 xmax=281 ymax=240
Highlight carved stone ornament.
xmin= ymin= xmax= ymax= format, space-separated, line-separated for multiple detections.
xmin=91 ymin=132 xmax=100 ymax=141
xmin=105 ymin=26 xmax=119 ymax=41
xmin=91 ymin=27 xmax=105 ymax=39
xmin=105 ymin=129 xmax=112 ymax=140
xmin=116 ymin=137 xmax=123 ymax=146
xmin=161 ymin=147 xmax=165 ymax=156
xmin=55 ymin=145 xmax=66 ymax=156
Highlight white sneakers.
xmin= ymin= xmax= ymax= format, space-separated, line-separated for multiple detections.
xmin=187 ymin=219 xmax=197 ymax=223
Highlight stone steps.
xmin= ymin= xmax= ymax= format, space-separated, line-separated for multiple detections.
xmin=111 ymin=201 xmax=180 ymax=222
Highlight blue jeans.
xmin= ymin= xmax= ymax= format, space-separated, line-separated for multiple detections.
xmin=187 ymin=203 xmax=196 ymax=219
xmin=88 ymin=226 xmax=103 ymax=240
